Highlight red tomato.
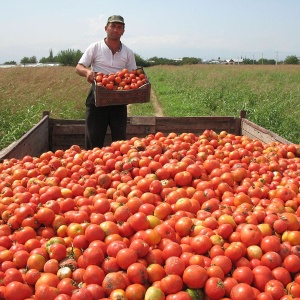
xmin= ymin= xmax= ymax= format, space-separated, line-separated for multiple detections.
xmin=230 ymin=283 xmax=255 ymax=300
xmin=210 ymin=255 xmax=233 ymax=276
xmin=204 ymin=277 xmax=226 ymax=299
xmin=35 ymin=284 xmax=60 ymax=300
xmin=162 ymin=241 xmax=182 ymax=260
xmin=4 ymin=281 xmax=33 ymax=300
xmin=182 ymin=265 xmax=208 ymax=289
xmin=83 ymin=265 xmax=105 ymax=285
xmin=252 ymin=265 xmax=274 ymax=292
xmin=86 ymin=284 xmax=106 ymax=300
xmin=35 ymin=207 xmax=56 ymax=226
xmin=190 ymin=235 xmax=213 ymax=255
xmin=125 ymin=283 xmax=146 ymax=300
xmin=27 ymin=253 xmax=46 ymax=271
xmin=35 ymin=272 xmax=60 ymax=289
xmin=70 ymin=287 xmax=94 ymax=300
xmin=264 ymin=279 xmax=286 ymax=300
xmin=116 ymin=248 xmax=138 ymax=270
xmin=82 ymin=246 xmax=104 ymax=268
xmin=154 ymin=223 xmax=177 ymax=242
xmin=128 ymin=238 xmax=149 ymax=258
xmin=48 ymin=243 xmax=67 ymax=261
xmin=146 ymin=263 xmax=166 ymax=283
xmin=57 ymin=278 xmax=77 ymax=296
xmin=129 ymin=212 xmax=150 ymax=231
xmin=272 ymin=266 xmax=292 ymax=287
xmin=102 ymin=272 xmax=127 ymax=296
xmin=164 ymin=256 xmax=185 ymax=276
xmin=84 ymin=223 xmax=105 ymax=242
xmin=240 ymin=224 xmax=262 ymax=247
xmin=286 ymin=281 xmax=300 ymax=298
xmin=160 ymin=274 xmax=183 ymax=295
xmin=260 ymin=235 xmax=281 ymax=253
xmin=232 ymin=266 xmax=253 ymax=285
xmin=126 ymin=262 xmax=148 ymax=285
xmin=223 ymin=276 xmax=238 ymax=297
xmin=283 ymin=254 xmax=300 ymax=273
xmin=143 ymin=228 xmax=162 ymax=246
xmin=174 ymin=171 xmax=193 ymax=186
xmin=260 ymin=251 xmax=282 ymax=270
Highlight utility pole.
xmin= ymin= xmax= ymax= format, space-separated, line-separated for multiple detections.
xmin=276 ymin=51 xmax=278 ymax=65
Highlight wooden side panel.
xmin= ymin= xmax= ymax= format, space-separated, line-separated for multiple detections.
xmin=241 ymin=119 xmax=291 ymax=144
xmin=2 ymin=113 xmax=292 ymax=161
xmin=49 ymin=119 xmax=85 ymax=151
xmin=49 ymin=117 xmax=157 ymax=151
xmin=0 ymin=115 xmax=49 ymax=161
xmin=156 ymin=116 xmax=241 ymax=136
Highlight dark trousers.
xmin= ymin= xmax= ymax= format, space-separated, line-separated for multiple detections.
xmin=84 ymin=85 xmax=127 ymax=149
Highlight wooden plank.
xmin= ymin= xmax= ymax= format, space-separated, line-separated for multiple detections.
xmin=49 ymin=118 xmax=156 ymax=151
xmin=156 ymin=116 xmax=240 ymax=135
xmin=241 ymin=119 xmax=291 ymax=144
xmin=0 ymin=115 xmax=49 ymax=161
xmin=129 ymin=116 xmax=156 ymax=126
xmin=52 ymin=124 xmax=85 ymax=135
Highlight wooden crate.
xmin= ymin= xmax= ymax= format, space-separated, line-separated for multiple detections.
xmin=95 ymin=81 xmax=151 ymax=107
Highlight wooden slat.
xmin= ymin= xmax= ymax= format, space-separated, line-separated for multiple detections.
xmin=241 ymin=119 xmax=291 ymax=144
xmin=156 ymin=116 xmax=240 ymax=135
xmin=129 ymin=116 xmax=156 ymax=126
xmin=0 ymin=115 xmax=49 ymax=161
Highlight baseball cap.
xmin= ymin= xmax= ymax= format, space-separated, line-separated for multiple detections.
xmin=107 ymin=15 xmax=125 ymax=24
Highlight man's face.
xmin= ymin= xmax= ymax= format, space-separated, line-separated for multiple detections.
xmin=105 ymin=22 xmax=125 ymax=40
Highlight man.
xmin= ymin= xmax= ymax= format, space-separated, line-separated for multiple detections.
xmin=76 ymin=15 xmax=137 ymax=149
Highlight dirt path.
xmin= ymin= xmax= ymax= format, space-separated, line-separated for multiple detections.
xmin=128 ymin=88 xmax=163 ymax=117
xmin=151 ymin=88 xmax=163 ymax=117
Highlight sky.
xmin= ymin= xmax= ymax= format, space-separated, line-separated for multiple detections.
xmin=1 ymin=0 xmax=299 ymax=64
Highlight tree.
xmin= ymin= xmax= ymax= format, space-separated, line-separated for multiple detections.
xmin=56 ymin=49 xmax=83 ymax=66
xmin=243 ymin=58 xmax=256 ymax=65
xmin=20 ymin=56 xmax=37 ymax=64
xmin=181 ymin=57 xmax=200 ymax=65
xmin=39 ymin=49 xmax=58 ymax=63
xmin=134 ymin=53 xmax=150 ymax=67
xmin=284 ymin=55 xmax=299 ymax=65
xmin=40 ymin=49 xmax=56 ymax=63
xmin=4 ymin=61 xmax=17 ymax=65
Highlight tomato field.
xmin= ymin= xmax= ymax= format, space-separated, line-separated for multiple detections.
xmin=0 ymin=130 xmax=300 ymax=299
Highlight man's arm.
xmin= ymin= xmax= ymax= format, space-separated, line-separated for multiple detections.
xmin=76 ymin=63 xmax=95 ymax=83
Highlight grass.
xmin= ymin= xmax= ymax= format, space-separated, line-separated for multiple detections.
xmin=0 ymin=64 xmax=299 ymax=150
xmin=144 ymin=65 xmax=300 ymax=143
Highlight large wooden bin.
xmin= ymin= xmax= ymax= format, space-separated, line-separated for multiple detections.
xmin=94 ymin=82 xmax=151 ymax=106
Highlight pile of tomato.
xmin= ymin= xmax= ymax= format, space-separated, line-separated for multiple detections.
xmin=0 ymin=130 xmax=300 ymax=300
xmin=95 ymin=68 xmax=148 ymax=91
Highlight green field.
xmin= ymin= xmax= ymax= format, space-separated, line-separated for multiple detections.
xmin=0 ymin=64 xmax=299 ymax=150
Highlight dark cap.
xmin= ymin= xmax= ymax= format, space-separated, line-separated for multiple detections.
xmin=107 ymin=15 xmax=125 ymax=24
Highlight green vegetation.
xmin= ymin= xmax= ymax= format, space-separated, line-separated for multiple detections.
xmin=0 ymin=65 xmax=299 ymax=151
xmin=144 ymin=65 xmax=300 ymax=144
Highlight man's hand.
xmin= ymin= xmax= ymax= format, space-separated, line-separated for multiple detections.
xmin=86 ymin=70 xmax=95 ymax=83
xmin=75 ymin=64 xmax=95 ymax=83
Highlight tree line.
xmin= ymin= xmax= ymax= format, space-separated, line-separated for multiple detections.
xmin=2 ymin=48 xmax=299 ymax=66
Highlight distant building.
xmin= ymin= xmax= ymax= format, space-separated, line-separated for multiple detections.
xmin=225 ymin=59 xmax=244 ymax=64
xmin=0 ymin=63 xmax=62 ymax=68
